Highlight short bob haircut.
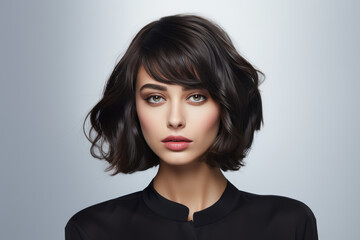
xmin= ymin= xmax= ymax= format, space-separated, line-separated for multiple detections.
xmin=84 ymin=14 xmax=264 ymax=174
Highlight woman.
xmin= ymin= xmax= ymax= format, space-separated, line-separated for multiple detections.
xmin=65 ymin=14 xmax=318 ymax=239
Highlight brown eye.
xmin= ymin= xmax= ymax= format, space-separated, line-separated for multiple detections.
xmin=189 ymin=94 xmax=206 ymax=103
xmin=147 ymin=95 xmax=164 ymax=104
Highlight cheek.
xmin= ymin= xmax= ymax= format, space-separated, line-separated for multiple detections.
xmin=136 ymin=104 xmax=161 ymax=138
xmin=191 ymin=105 xmax=221 ymax=135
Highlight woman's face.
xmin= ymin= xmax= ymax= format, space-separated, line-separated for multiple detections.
xmin=135 ymin=65 xmax=221 ymax=166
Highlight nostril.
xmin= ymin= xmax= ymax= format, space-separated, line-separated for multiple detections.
xmin=167 ymin=120 xmax=185 ymax=128
xmin=168 ymin=123 xmax=185 ymax=128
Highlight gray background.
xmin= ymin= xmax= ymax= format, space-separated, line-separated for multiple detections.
xmin=1 ymin=0 xmax=359 ymax=239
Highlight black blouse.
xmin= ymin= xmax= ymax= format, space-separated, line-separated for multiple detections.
xmin=65 ymin=178 xmax=318 ymax=240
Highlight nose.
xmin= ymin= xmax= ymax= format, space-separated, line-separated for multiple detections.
xmin=167 ymin=100 xmax=185 ymax=129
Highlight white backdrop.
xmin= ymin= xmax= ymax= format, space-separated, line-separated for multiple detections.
xmin=1 ymin=0 xmax=359 ymax=239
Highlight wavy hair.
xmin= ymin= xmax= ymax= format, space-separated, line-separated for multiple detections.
xmin=84 ymin=14 xmax=264 ymax=174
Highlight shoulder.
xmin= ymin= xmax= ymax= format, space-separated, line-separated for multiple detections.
xmin=231 ymin=189 xmax=318 ymax=239
xmin=237 ymin=190 xmax=317 ymax=227
xmin=65 ymin=190 xmax=143 ymax=237
xmin=71 ymin=190 xmax=141 ymax=218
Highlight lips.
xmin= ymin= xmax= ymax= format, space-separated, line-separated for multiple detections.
xmin=162 ymin=135 xmax=192 ymax=151
xmin=161 ymin=135 xmax=192 ymax=142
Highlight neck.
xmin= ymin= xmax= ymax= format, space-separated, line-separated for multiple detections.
xmin=153 ymin=160 xmax=227 ymax=221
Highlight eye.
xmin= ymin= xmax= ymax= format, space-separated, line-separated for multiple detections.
xmin=146 ymin=95 xmax=165 ymax=104
xmin=188 ymin=94 xmax=207 ymax=103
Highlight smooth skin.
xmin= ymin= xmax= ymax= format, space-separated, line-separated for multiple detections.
xmin=135 ymin=65 xmax=227 ymax=221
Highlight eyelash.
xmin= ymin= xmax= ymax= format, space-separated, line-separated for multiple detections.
xmin=145 ymin=94 xmax=208 ymax=105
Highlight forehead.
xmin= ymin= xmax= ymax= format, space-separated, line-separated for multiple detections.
xmin=136 ymin=65 xmax=204 ymax=91
xmin=136 ymin=65 xmax=158 ymax=87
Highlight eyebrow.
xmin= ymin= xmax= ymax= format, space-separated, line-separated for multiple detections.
xmin=139 ymin=83 xmax=204 ymax=92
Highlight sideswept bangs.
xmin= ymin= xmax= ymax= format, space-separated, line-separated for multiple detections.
xmin=84 ymin=14 xmax=264 ymax=174
xmin=140 ymin=21 xmax=209 ymax=91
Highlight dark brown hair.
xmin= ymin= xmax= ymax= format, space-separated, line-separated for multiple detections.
xmin=84 ymin=14 xmax=264 ymax=174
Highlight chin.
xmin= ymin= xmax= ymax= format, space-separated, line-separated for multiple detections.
xmin=159 ymin=155 xmax=201 ymax=167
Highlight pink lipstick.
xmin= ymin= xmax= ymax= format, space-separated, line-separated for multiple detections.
xmin=161 ymin=135 xmax=192 ymax=151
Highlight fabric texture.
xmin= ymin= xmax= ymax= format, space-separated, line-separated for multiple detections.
xmin=65 ymin=178 xmax=318 ymax=240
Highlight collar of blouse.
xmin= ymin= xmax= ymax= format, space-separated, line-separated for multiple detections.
xmin=142 ymin=178 xmax=240 ymax=227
